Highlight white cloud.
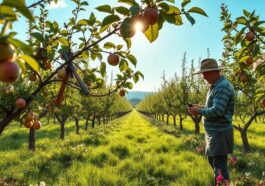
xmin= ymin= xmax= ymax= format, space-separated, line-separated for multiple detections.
xmin=48 ymin=0 xmax=67 ymax=9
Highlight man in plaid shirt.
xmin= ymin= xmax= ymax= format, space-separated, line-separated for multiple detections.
xmin=188 ymin=58 xmax=234 ymax=185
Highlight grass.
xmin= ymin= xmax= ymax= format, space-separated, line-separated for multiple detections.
xmin=151 ymin=114 xmax=265 ymax=185
xmin=0 ymin=111 xmax=264 ymax=185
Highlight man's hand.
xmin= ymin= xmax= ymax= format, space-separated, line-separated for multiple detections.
xmin=187 ymin=105 xmax=201 ymax=116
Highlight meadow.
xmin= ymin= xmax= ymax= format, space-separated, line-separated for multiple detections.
xmin=0 ymin=110 xmax=264 ymax=186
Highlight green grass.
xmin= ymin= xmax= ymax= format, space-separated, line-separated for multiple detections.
xmin=0 ymin=111 xmax=264 ymax=185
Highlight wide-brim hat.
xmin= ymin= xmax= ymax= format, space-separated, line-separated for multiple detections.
xmin=194 ymin=58 xmax=224 ymax=74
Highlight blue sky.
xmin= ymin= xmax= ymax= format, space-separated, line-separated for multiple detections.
xmin=18 ymin=0 xmax=265 ymax=91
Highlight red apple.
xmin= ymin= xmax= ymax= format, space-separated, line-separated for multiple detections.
xmin=15 ymin=98 xmax=26 ymax=109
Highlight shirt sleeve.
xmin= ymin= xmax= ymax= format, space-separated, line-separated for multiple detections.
xmin=199 ymin=86 xmax=231 ymax=117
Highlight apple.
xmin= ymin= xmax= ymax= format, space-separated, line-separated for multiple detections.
xmin=143 ymin=8 xmax=159 ymax=25
xmin=245 ymin=31 xmax=255 ymax=41
xmin=0 ymin=43 xmax=16 ymax=63
xmin=119 ymin=89 xmax=125 ymax=97
xmin=15 ymin=98 xmax=26 ymax=109
xmin=24 ymin=121 xmax=33 ymax=128
xmin=33 ymin=120 xmax=41 ymax=130
xmin=107 ymin=54 xmax=119 ymax=66
xmin=0 ymin=62 xmax=21 ymax=83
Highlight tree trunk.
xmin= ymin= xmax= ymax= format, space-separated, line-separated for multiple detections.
xmin=74 ymin=117 xmax=80 ymax=134
xmin=47 ymin=116 xmax=50 ymax=125
xmin=55 ymin=115 xmax=68 ymax=140
xmin=60 ymin=120 xmax=65 ymax=140
xmin=28 ymin=127 xmax=35 ymax=151
xmin=173 ymin=115 xmax=176 ymax=127
xmin=190 ymin=115 xmax=202 ymax=134
xmin=92 ymin=113 xmax=95 ymax=128
xmin=195 ymin=121 xmax=200 ymax=134
xmin=166 ymin=115 xmax=169 ymax=124
xmin=85 ymin=118 xmax=89 ymax=131
xmin=162 ymin=114 xmax=165 ymax=122
xmin=97 ymin=117 xmax=101 ymax=125
xmin=179 ymin=118 xmax=183 ymax=130
xmin=240 ymin=129 xmax=250 ymax=153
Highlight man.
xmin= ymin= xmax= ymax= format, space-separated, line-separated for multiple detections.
xmin=188 ymin=58 xmax=234 ymax=185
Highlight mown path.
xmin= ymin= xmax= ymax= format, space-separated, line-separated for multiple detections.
xmin=0 ymin=110 xmax=212 ymax=186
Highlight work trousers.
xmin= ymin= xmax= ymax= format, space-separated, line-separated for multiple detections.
xmin=207 ymin=155 xmax=229 ymax=185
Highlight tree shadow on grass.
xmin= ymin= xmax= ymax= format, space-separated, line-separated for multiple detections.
xmin=0 ymin=131 xmax=28 ymax=151
xmin=0 ymin=123 xmax=77 ymax=151
xmin=246 ymin=128 xmax=265 ymax=138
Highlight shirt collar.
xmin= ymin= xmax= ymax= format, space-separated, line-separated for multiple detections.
xmin=210 ymin=76 xmax=224 ymax=89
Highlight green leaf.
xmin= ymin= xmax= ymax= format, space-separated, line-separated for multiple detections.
xmin=174 ymin=15 xmax=183 ymax=25
xmin=133 ymin=74 xmax=139 ymax=83
xmin=3 ymin=0 xmax=34 ymax=21
xmin=135 ymin=71 xmax=144 ymax=80
xmin=185 ymin=13 xmax=195 ymax=25
xmin=100 ymin=15 xmax=120 ymax=33
xmin=181 ymin=0 xmax=191 ymax=8
xmin=58 ymin=37 xmax=69 ymax=46
xmin=130 ymin=5 xmax=140 ymax=17
xmin=165 ymin=0 xmax=175 ymax=2
xmin=123 ymin=38 xmax=131 ymax=49
xmin=243 ymin=9 xmax=250 ymax=17
xmin=100 ymin=62 xmax=106 ymax=77
xmin=125 ymin=82 xmax=133 ymax=89
xmin=222 ymin=22 xmax=232 ymax=31
xmin=119 ymin=59 xmax=129 ymax=71
xmin=20 ymin=55 xmax=40 ymax=72
xmin=167 ymin=5 xmax=181 ymax=14
xmin=144 ymin=23 xmax=159 ymax=43
xmin=116 ymin=45 xmax=123 ymax=51
xmin=17 ymin=58 xmax=27 ymax=75
xmin=158 ymin=3 xmax=170 ymax=11
xmin=88 ymin=12 xmax=96 ymax=26
xmin=188 ymin=7 xmax=208 ymax=17
xmin=77 ymin=19 xmax=88 ymax=26
xmin=104 ymin=42 xmax=115 ymax=49
xmin=81 ymin=1 xmax=89 ymax=6
xmin=238 ymin=55 xmax=250 ymax=63
xmin=236 ymin=16 xmax=247 ymax=25
xmin=161 ymin=11 xmax=182 ymax=25
xmin=127 ymin=54 xmax=137 ymax=66
xmin=115 ymin=6 xmax=130 ymax=16
xmin=233 ymin=28 xmax=245 ymax=45
xmin=7 ymin=37 xmax=32 ymax=54
xmin=96 ymin=5 xmax=112 ymax=14
xmin=0 ymin=5 xmax=17 ymax=20
xmin=60 ymin=30 xmax=68 ymax=36
xmin=31 ymin=32 xmax=44 ymax=42
xmin=96 ymin=52 xmax=103 ymax=61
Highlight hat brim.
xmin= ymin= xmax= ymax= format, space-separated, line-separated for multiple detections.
xmin=194 ymin=67 xmax=224 ymax=75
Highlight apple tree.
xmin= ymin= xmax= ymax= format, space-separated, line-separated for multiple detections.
xmin=0 ymin=0 xmax=207 ymax=135
xmin=220 ymin=4 xmax=265 ymax=152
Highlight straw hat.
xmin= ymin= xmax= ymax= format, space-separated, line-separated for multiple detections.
xmin=194 ymin=58 xmax=224 ymax=74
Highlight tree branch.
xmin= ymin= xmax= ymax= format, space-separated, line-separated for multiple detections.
xmin=27 ymin=0 xmax=47 ymax=9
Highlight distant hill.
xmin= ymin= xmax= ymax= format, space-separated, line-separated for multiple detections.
xmin=126 ymin=91 xmax=152 ymax=100
xmin=126 ymin=91 xmax=152 ymax=107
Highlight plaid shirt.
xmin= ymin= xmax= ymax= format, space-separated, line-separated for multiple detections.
xmin=199 ymin=76 xmax=234 ymax=133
